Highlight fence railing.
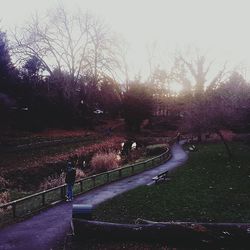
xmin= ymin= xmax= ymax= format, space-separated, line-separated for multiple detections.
xmin=0 ymin=146 xmax=173 ymax=226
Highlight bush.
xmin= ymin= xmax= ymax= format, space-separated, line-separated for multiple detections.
xmin=122 ymin=83 xmax=153 ymax=132
xmin=0 ymin=191 xmax=11 ymax=215
xmin=39 ymin=169 xmax=86 ymax=190
xmin=75 ymin=168 xmax=86 ymax=179
xmin=0 ymin=191 xmax=10 ymax=205
xmin=146 ymin=144 xmax=168 ymax=156
xmin=39 ymin=173 xmax=65 ymax=190
xmin=60 ymin=136 xmax=124 ymax=170
xmin=91 ymin=152 xmax=120 ymax=173
xmin=0 ymin=176 xmax=9 ymax=189
xmin=122 ymin=148 xmax=145 ymax=164
xmin=3 ymin=136 xmax=124 ymax=190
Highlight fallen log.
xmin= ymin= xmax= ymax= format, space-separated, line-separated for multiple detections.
xmin=72 ymin=218 xmax=250 ymax=248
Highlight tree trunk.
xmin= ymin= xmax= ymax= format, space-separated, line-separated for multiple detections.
xmin=73 ymin=219 xmax=250 ymax=249
xmin=197 ymin=133 xmax=202 ymax=142
xmin=217 ymin=130 xmax=232 ymax=158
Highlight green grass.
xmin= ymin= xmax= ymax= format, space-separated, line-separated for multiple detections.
xmin=65 ymin=237 xmax=171 ymax=250
xmin=93 ymin=142 xmax=250 ymax=223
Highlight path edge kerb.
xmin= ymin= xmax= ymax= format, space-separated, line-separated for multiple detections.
xmin=72 ymin=218 xmax=250 ymax=248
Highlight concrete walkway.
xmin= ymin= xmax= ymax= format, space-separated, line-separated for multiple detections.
xmin=0 ymin=142 xmax=188 ymax=250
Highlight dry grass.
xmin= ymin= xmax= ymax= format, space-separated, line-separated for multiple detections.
xmin=0 ymin=191 xmax=10 ymax=205
xmin=122 ymin=148 xmax=145 ymax=164
xmin=39 ymin=169 xmax=86 ymax=190
xmin=75 ymin=168 xmax=86 ymax=179
xmin=91 ymin=152 xmax=120 ymax=173
xmin=0 ymin=176 xmax=9 ymax=188
xmin=73 ymin=136 xmax=123 ymax=159
xmin=39 ymin=173 xmax=65 ymax=190
xmin=146 ymin=144 xmax=168 ymax=156
xmin=0 ymin=135 xmax=124 ymax=173
xmin=0 ymin=191 xmax=11 ymax=215
xmin=1 ymin=136 xmax=124 ymax=190
xmin=4 ymin=136 xmax=124 ymax=171
xmin=34 ymin=129 xmax=93 ymax=138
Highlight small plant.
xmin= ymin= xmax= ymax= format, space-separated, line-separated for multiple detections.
xmin=146 ymin=144 xmax=168 ymax=156
xmin=91 ymin=152 xmax=120 ymax=173
xmin=39 ymin=173 xmax=65 ymax=190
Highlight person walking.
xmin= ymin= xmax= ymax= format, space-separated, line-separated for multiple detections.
xmin=65 ymin=157 xmax=76 ymax=202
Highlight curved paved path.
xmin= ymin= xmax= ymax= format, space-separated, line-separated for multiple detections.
xmin=0 ymin=142 xmax=188 ymax=250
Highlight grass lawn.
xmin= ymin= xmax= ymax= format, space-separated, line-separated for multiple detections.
xmin=93 ymin=141 xmax=250 ymax=223
xmin=65 ymin=237 xmax=171 ymax=250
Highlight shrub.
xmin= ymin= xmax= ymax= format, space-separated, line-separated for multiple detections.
xmin=39 ymin=169 xmax=86 ymax=190
xmin=0 ymin=191 xmax=10 ymax=205
xmin=0 ymin=176 xmax=9 ymax=189
xmin=3 ymin=136 xmax=124 ymax=190
xmin=39 ymin=173 xmax=65 ymax=190
xmin=122 ymin=148 xmax=145 ymax=164
xmin=146 ymin=144 xmax=168 ymax=156
xmin=122 ymin=83 xmax=153 ymax=132
xmin=40 ymin=136 xmax=123 ymax=171
xmin=75 ymin=168 xmax=86 ymax=179
xmin=0 ymin=191 xmax=11 ymax=215
xmin=91 ymin=152 xmax=120 ymax=173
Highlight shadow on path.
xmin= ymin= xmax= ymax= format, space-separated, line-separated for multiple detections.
xmin=0 ymin=142 xmax=188 ymax=250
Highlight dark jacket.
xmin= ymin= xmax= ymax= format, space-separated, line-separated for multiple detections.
xmin=65 ymin=163 xmax=76 ymax=184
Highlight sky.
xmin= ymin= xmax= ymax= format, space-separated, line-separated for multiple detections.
xmin=1 ymin=0 xmax=250 ymax=83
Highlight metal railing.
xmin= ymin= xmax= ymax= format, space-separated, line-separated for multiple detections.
xmin=0 ymin=147 xmax=172 ymax=225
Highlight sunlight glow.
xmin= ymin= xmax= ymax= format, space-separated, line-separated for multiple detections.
xmin=1 ymin=0 xmax=250 ymax=79
xmin=170 ymin=82 xmax=183 ymax=95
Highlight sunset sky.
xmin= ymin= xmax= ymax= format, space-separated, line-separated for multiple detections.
xmin=1 ymin=0 xmax=250 ymax=81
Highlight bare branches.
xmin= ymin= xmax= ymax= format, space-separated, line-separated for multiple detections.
xmin=208 ymin=62 xmax=227 ymax=91
xmin=175 ymin=48 xmax=227 ymax=95
xmin=11 ymin=6 xmax=120 ymax=83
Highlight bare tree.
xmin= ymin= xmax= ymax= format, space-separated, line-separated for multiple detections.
xmin=146 ymin=41 xmax=158 ymax=80
xmin=149 ymin=67 xmax=172 ymax=97
xmin=182 ymin=94 xmax=233 ymax=157
xmin=11 ymin=5 xmax=120 ymax=84
xmin=171 ymin=56 xmax=192 ymax=93
xmin=174 ymin=48 xmax=227 ymax=95
xmin=87 ymin=17 xmax=120 ymax=82
xmin=116 ymin=38 xmax=130 ymax=91
xmin=182 ymin=71 xmax=250 ymax=157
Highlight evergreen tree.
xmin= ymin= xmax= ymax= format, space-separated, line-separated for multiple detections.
xmin=0 ymin=31 xmax=13 ymax=89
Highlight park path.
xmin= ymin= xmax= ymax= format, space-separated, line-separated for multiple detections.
xmin=0 ymin=142 xmax=188 ymax=250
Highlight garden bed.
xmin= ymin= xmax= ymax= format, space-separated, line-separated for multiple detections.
xmin=0 ymin=134 xmax=169 ymax=202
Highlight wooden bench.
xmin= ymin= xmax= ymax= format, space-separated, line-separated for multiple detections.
xmin=152 ymin=171 xmax=169 ymax=184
